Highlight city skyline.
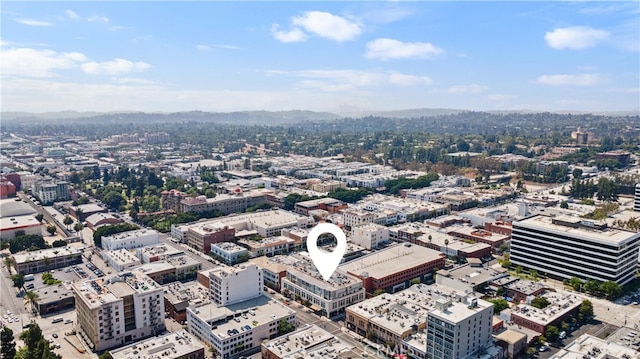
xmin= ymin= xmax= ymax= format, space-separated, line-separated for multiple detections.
xmin=2 ymin=1 xmax=639 ymax=113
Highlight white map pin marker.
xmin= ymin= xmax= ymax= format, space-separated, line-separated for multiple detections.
xmin=307 ymin=223 xmax=347 ymax=281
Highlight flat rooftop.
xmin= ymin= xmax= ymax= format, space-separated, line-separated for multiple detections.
xmin=515 ymin=214 xmax=639 ymax=245
xmin=13 ymin=246 xmax=82 ymax=264
xmin=340 ymin=243 xmax=443 ymax=279
xmin=503 ymin=279 xmax=546 ymax=296
xmin=262 ymin=324 xmax=335 ymax=358
xmin=109 ymin=330 xmax=204 ymax=359
xmin=74 ymin=270 xmax=161 ymax=309
xmin=137 ymin=243 xmax=183 ymax=259
xmin=189 ymin=295 xmax=294 ymax=340
xmin=512 ymin=292 xmax=581 ymax=326
xmin=102 ymin=249 xmax=141 ymax=267
xmin=550 ymin=333 xmax=639 ymax=359
xmin=163 ymin=281 xmax=209 ymax=310
xmin=288 ymin=252 xmax=362 ymax=289
xmin=249 ymin=255 xmax=300 ymax=274
xmin=103 ymin=228 xmax=158 ymax=241
xmin=33 ymin=283 xmax=74 ymax=304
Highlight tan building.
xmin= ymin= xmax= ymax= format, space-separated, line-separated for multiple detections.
xmin=12 ymin=246 xmax=83 ymax=275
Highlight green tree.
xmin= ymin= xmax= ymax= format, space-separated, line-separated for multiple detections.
xmin=98 ymin=351 xmax=111 ymax=359
xmin=73 ymin=222 xmax=83 ymax=232
xmin=496 ymin=287 xmax=506 ymax=297
xmin=10 ymin=274 xmax=24 ymax=289
xmin=530 ymin=269 xmax=539 ymax=282
xmin=545 ymin=325 xmax=559 ymax=342
xmin=23 ymin=291 xmax=39 ymax=315
xmin=599 ymin=281 xmax=622 ymax=299
xmin=0 ymin=326 xmax=16 ymax=359
xmin=572 ymin=168 xmax=583 ymax=179
xmin=530 ymin=297 xmax=551 ymax=309
xmin=583 ymin=279 xmax=600 ymax=295
xmin=63 ymin=215 xmax=73 ymax=230
xmin=579 ymin=300 xmax=594 ymax=320
xmin=560 ymin=201 xmax=569 ymax=209
xmin=277 ymin=319 xmax=295 ymax=335
xmin=35 ymin=214 xmax=44 ymax=223
xmin=46 ymin=225 xmax=56 ymax=236
xmin=490 ymin=298 xmax=509 ymax=313
xmin=373 ymin=289 xmax=386 ymax=296
xmin=142 ymin=195 xmax=161 ymax=213
xmin=568 ymin=277 xmax=583 ymax=292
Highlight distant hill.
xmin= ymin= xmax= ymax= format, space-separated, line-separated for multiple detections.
xmin=338 ymin=108 xmax=463 ymax=118
xmin=1 ymin=110 xmax=342 ymax=125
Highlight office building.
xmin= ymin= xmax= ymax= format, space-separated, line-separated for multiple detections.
xmin=187 ymin=222 xmax=235 ymax=254
xmin=210 ymin=242 xmax=249 ymax=265
xmin=511 ymin=215 xmax=640 ymax=285
xmin=101 ymin=249 xmax=141 ymax=272
xmin=73 ymin=270 xmax=166 ymax=352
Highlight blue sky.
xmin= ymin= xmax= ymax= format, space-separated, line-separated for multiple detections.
xmin=2 ymin=1 xmax=638 ymax=114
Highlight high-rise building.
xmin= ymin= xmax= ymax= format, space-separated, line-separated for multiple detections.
xmin=634 ymin=183 xmax=640 ymax=212
xmin=73 ymin=270 xmax=165 ymax=352
xmin=511 ymin=215 xmax=640 ymax=285
xmin=425 ymin=296 xmax=494 ymax=359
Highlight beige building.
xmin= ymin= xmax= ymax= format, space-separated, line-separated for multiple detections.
xmin=73 ymin=270 xmax=166 ymax=352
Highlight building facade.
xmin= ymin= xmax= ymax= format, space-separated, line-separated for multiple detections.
xmin=511 ymin=215 xmax=640 ymax=285
xmin=73 ymin=270 xmax=166 ymax=352
xmin=209 ymin=263 xmax=263 ymax=306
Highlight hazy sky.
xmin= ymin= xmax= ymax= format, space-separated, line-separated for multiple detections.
xmin=2 ymin=1 xmax=638 ymax=114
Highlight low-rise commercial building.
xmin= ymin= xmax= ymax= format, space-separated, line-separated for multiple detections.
xmin=505 ymin=293 xmax=580 ymax=335
xmin=340 ymin=243 xmax=444 ymax=295
xmin=351 ymin=223 xmax=389 ymax=250
xmin=282 ymin=254 xmax=364 ymax=318
xmin=101 ymin=249 xmax=142 ymax=272
xmin=101 ymin=229 xmax=160 ymax=251
xmin=210 ymin=242 xmax=249 ymax=265
xmin=163 ymin=281 xmax=210 ymax=324
xmin=250 ymin=255 xmax=300 ymax=291
xmin=109 ymin=330 xmax=205 ymax=359
xmin=136 ymin=243 xmax=184 ymax=263
xmin=261 ymin=324 xmax=348 ymax=359
xmin=12 ymin=246 xmax=83 ymax=275
xmin=31 ymin=283 xmax=75 ymax=315
xmin=187 ymin=295 xmax=295 ymax=359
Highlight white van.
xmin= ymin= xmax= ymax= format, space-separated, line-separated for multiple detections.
xmin=52 ymin=317 xmax=63 ymax=324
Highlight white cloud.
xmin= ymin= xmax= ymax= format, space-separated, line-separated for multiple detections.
xmin=81 ymin=58 xmax=151 ymax=75
xmin=196 ymin=44 xmax=240 ymax=51
xmin=545 ymin=26 xmax=609 ymax=50
xmin=110 ymin=77 xmax=156 ymax=85
xmin=65 ymin=10 xmax=79 ymax=19
xmin=1 ymin=48 xmax=87 ymax=77
xmin=292 ymin=11 xmax=362 ymax=42
xmin=365 ymin=38 xmax=444 ymax=60
xmin=87 ymin=15 xmax=109 ymax=24
xmin=271 ymin=24 xmax=308 ymax=43
xmin=446 ymin=84 xmax=488 ymax=94
xmin=273 ymin=11 xmax=362 ymax=43
xmin=536 ymin=74 xmax=607 ymax=86
xmin=15 ymin=18 xmax=54 ymax=26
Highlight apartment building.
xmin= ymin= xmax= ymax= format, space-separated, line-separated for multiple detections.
xmin=281 ymin=255 xmax=365 ymax=318
xmin=101 ymin=229 xmax=160 ymax=251
xmin=73 ymin=270 xmax=166 ymax=352
xmin=209 ymin=263 xmax=263 ymax=306
xmin=424 ymin=296 xmax=494 ymax=359
xmin=249 ymin=255 xmax=300 ymax=291
xmin=511 ymin=215 xmax=640 ymax=285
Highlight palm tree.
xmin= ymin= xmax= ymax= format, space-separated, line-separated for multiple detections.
xmin=23 ymin=291 xmax=39 ymax=316
xmin=42 ymin=257 xmax=51 ymax=270
xmin=63 ymin=215 xmax=73 ymax=230
xmin=3 ymin=256 xmax=14 ymax=270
